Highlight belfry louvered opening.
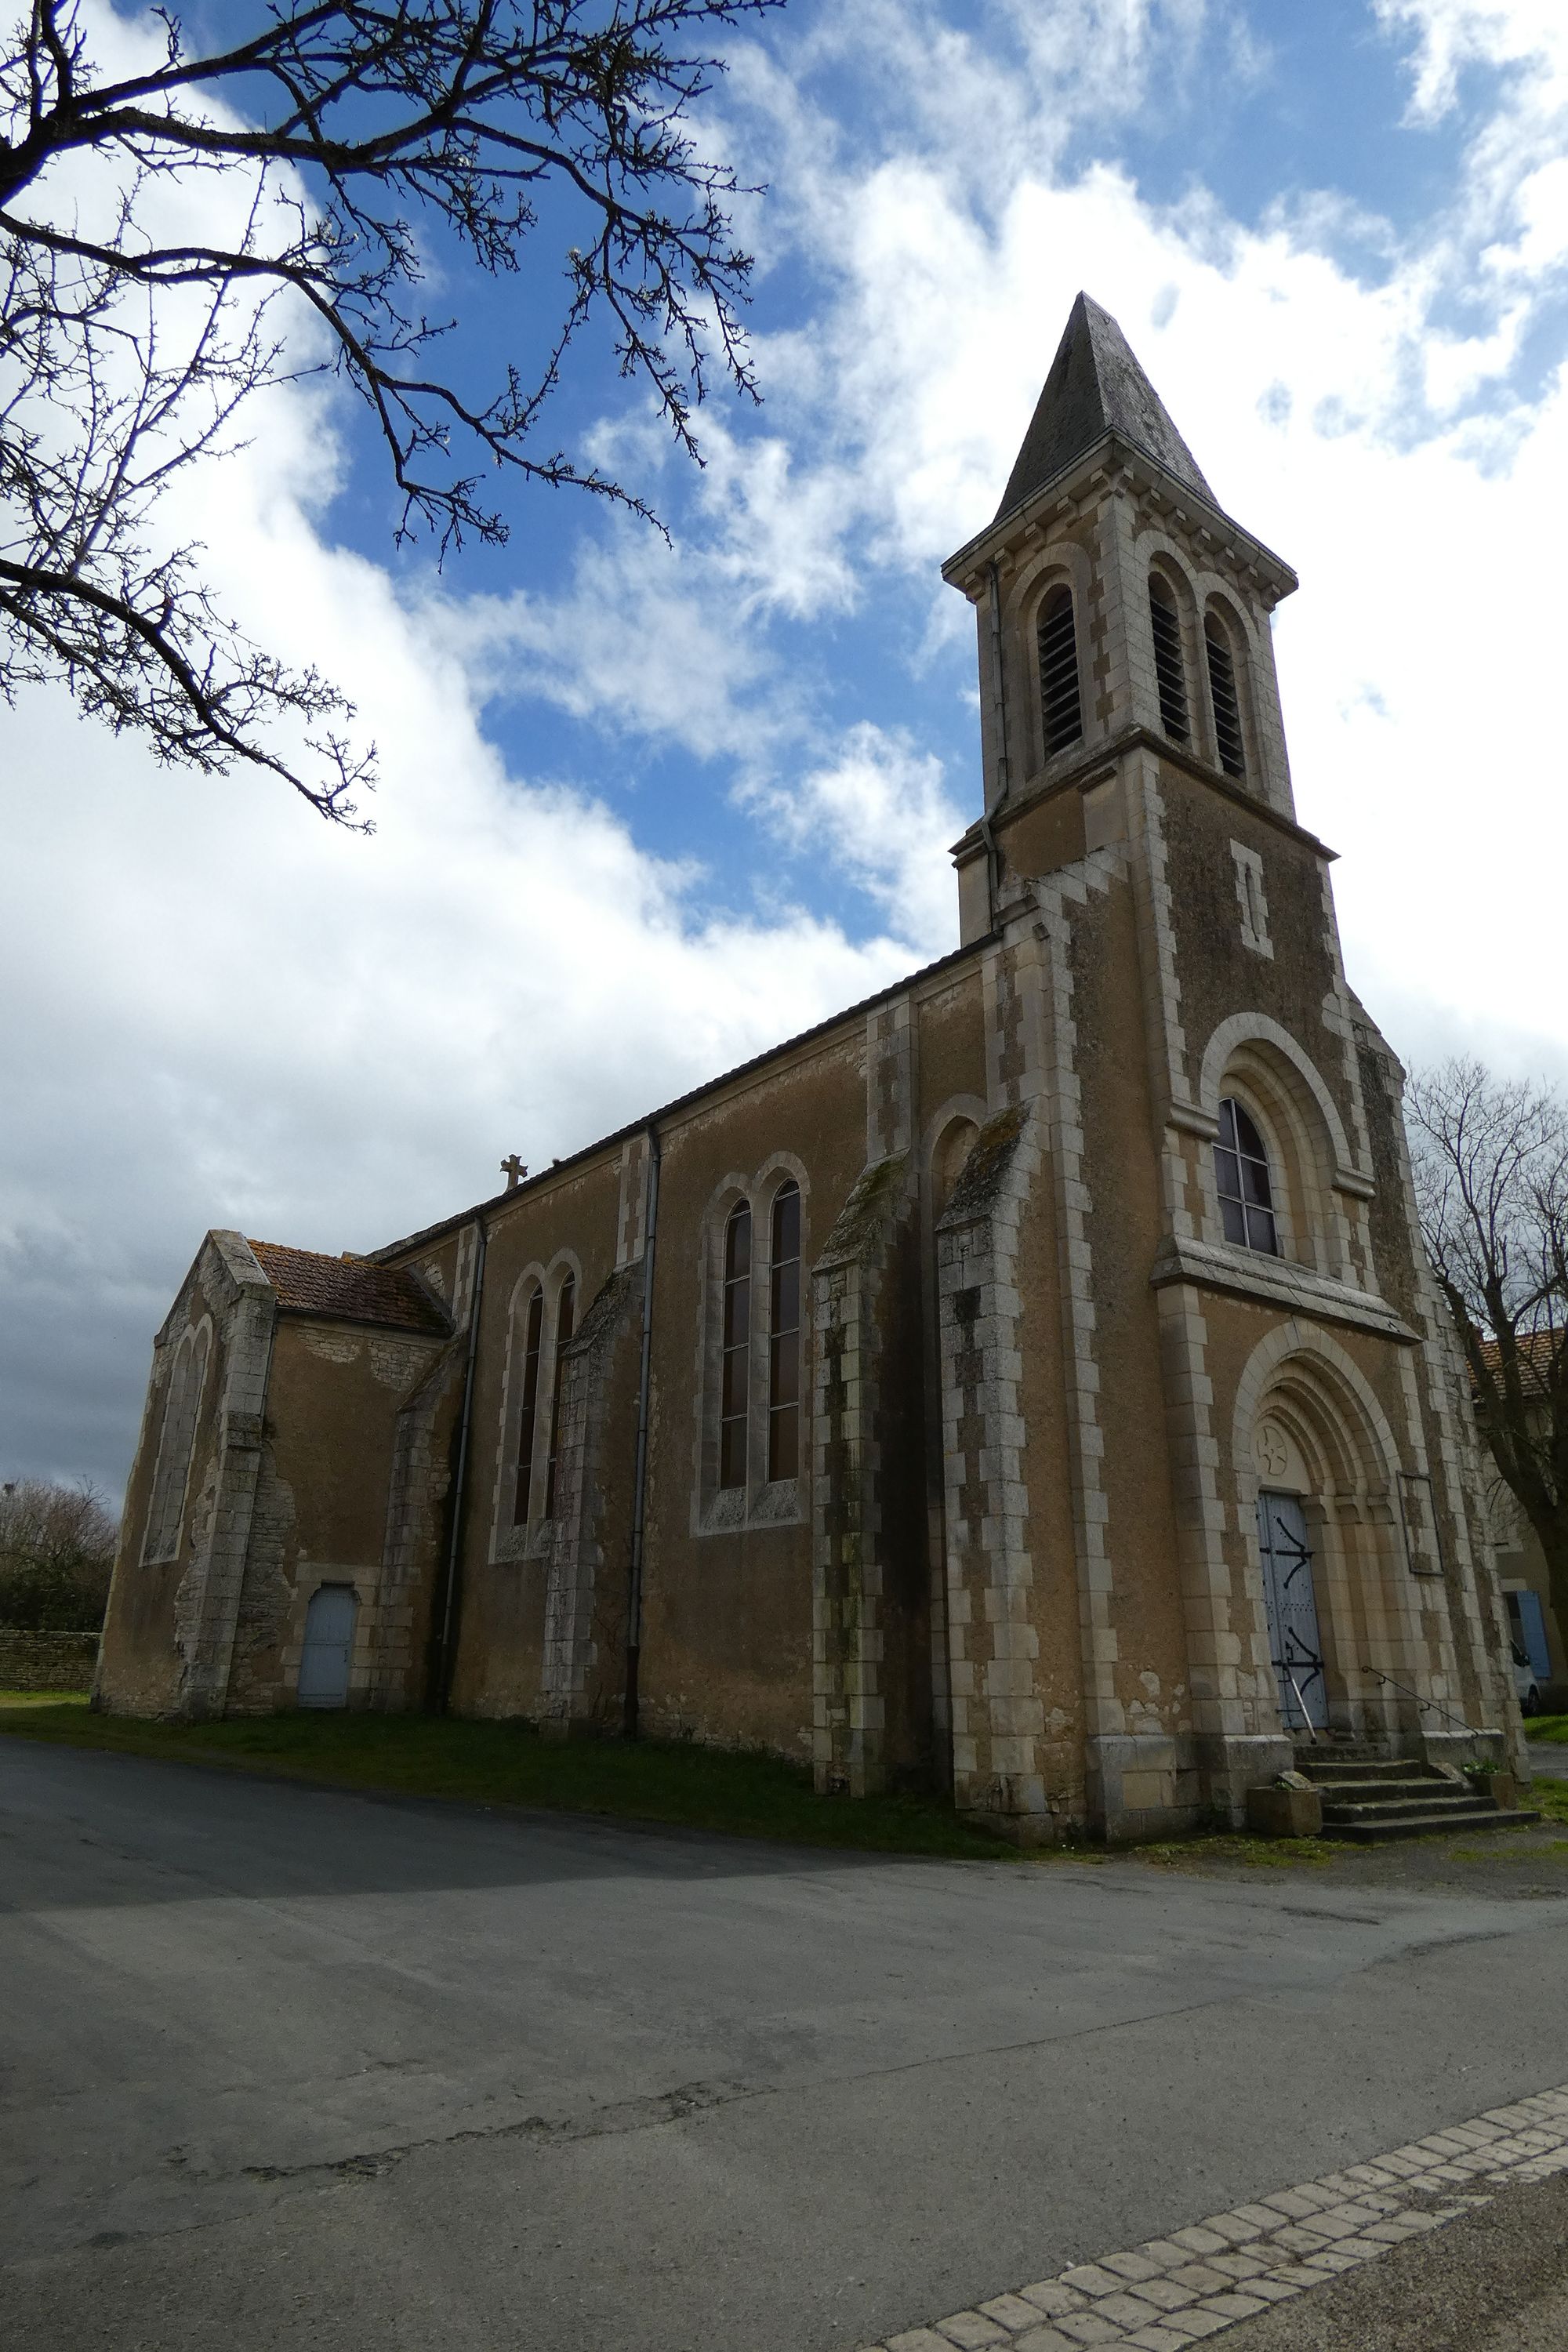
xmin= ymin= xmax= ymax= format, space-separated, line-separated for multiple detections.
xmin=1036 ymin=585 xmax=1083 ymax=757
xmin=1148 ymin=574 xmax=1189 ymax=741
xmin=1205 ymin=615 xmax=1246 ymax=776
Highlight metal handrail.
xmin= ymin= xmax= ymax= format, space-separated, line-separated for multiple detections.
xmin=1362 ymin=1664 xmax=1473 ymax=1736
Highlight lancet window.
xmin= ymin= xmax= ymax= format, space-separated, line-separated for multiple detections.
xmin=1036 ymin=585 xmax=1083 ymax=757
xmin=719 ymin=1202 xmax=752 ymax=1490
xmin=1148 ymin=574 xmax=1189 ymax=742
xmin=143 ymin=1323 xmax=210 ymax=1564
xmin=543 ymin=1272 xmax=576 ymax=1518
xmin=511 ymin=1284 xmax=545 ymax=1525
xmin=768 ymin=1182 xmax=801 ymax=1483
xmin=1215 ymin=1098 xmax=1279 ymax=1254
xmin=1205 ymin=613 xmax=1246 ymax=776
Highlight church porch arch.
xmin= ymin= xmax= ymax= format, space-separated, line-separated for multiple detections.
xmin=1229 ymin=1323 xmax=1452 ymax=1752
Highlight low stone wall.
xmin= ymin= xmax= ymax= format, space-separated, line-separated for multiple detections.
xmin=0 ymin=1630 xmax=101 ymax=1691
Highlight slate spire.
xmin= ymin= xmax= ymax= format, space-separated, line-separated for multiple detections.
xmin=994 ymin=292 xmax=1214 ymax=521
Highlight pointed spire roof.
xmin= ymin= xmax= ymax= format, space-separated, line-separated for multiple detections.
xmin=994 ymin=292 xmax=1214 ymax=521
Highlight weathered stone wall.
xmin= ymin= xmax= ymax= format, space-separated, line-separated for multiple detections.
xmin=0 ymin=1632 xmax=100 ymax=1691
xmin=223 ymin=1316 xmax=455 ymax=1715
xmin=97 ymin=1231 xmax=271 ymax=1718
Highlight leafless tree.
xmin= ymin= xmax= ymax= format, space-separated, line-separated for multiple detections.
xmin=0 ymin=1474 xmax=118 ymax=1628
xmin=1406 ymin=1057 xmax=1568 ymax=1642
xmin=1 ymin=1 xmax=776 ymax=820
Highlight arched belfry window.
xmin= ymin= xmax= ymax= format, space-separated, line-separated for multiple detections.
xmin=511 ymin=1284 xmax=544 ymax=1525
xmin=1215 ymin=1098 xmax=1278 ymax=1254
xmin=1036 ymin=585 xmax=1083 ymax=757
xmin=720 ymin=1202 xmax=752 ymax=1489
xmin=1149 ymin=574 xmax=1189 ymax=742
xmin=768 ymin=1182 xmax=801 ymax=1482
xmin=1205 ymin=613 xmax=1246 ymax=776
xmin=542 ymin=1272 xmax=576 ymax=1518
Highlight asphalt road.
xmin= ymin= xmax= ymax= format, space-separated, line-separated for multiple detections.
xmin=4 ymin=1742 xmax=1568 ymax=2352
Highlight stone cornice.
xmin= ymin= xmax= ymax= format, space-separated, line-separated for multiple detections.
xmin=942 ymin=430 xmax=1298 ymax=607
xmin=949 ymin=727 xmax=1337 ymax=867
xmin=1150 ymin=1234 xmax=1417 ymax=1344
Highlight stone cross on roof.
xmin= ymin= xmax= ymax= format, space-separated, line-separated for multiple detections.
xmin=994 ymin=290 xmax=1214 ymax=521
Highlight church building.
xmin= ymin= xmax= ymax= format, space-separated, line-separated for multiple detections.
xmin=96 ymin=296 xmax=1524 ymax=1840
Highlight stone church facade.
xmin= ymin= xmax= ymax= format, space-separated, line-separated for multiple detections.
xmin=97 ymin=296 xmax=1525 ymax=1838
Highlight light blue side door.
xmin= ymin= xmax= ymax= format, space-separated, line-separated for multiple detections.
xmin=298 ymin=1584 xmax=358 ymax=1709
xmin=1513 ymin=1589 xmax=1552 ymax=1681
xmin=1256 ymin=1492 xmax=1329 ymax=1733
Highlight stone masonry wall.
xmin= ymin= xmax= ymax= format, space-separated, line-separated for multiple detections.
xmin=0 ymin=1632 xmax=100 ymax=1691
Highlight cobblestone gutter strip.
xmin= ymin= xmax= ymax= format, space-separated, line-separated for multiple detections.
xmin=863 ymin=2085 xmax=1568 ymax=2352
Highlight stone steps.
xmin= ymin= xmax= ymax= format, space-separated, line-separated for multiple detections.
xmin=1289 ymin=1753 xmax=1539 ymax=1843
xmin=1321 ymin=1802 xmax=1540 ymax=1843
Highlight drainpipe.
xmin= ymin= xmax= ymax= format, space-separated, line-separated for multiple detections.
xmin=624 ymin=1123 xmax=662 ymax=1740
xmin=984 ymin=561 xmax=1011 ymax=925
xmin=434 ymin=1214 xmax=488 ymax=1713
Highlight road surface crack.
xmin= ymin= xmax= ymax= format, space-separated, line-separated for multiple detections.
xmin=239 ymin=2077 xmax=755 ymax=2185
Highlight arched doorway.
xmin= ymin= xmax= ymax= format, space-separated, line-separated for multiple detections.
xmin=1235 ymin=1333 xmax=1421 ymax=1748
xmin=298 ymin=1584 xmax=358 ymax=1709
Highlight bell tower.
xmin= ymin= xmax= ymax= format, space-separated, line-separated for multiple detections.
xmin=928 ymin=294 xmax=1495 ymax=1840
xmin=943 ymin=292 xmax=1299 ymax=940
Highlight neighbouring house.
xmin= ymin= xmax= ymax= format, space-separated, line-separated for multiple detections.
xmin=95 ymin=294 xmax=1527 ymax=1836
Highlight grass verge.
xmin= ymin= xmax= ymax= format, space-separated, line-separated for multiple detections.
xmin=1527 ymin=1773 xmax=1568 ymax=1827
xmin=1528 ymin=1714 xmax=1568 ymax=1744
xmin=7 ymin=1693 xmax=1564 ymax=1867
xmin=0 ymin=1694 xmax=1008 ymax=1860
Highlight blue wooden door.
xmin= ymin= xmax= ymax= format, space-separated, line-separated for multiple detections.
xmin=1256 ymin=1492 xmax=1328 ymax=1733
xmin=1512 ymin=1589 xmax=1552 ymax=1681
xmin=298 ymin=1584 xmax=358 ymax=1709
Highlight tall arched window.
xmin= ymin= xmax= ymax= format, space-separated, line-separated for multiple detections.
xmin=511 ymin=1284 xmax=544 ymax=1525
xmin=768 ymin=1182 xmax=801 ymax=1483
xmin=143 ymin=1323 xmax=210 ymax=1564
xmin=720 ymin=1202 xmax=752 ymax=1489
xmin=542 ymin=1274 xmax=576 ymax=1518
xmin=1036 ymin=585 xmax=1083 ymax=757
xmin=1205 ymin=613 xmax=1246 ymax=776
xmin=1149 ymin=574 xmax=1189 ymax=742
xmin=1215 ymin=1098 xmax=1278 ymax=1254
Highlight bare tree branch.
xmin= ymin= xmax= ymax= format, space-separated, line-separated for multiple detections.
xmin=1407 ymin=1056 xmax=1568 ymax=1650
xmin=1 ymin=1 xmax=777 ymax=818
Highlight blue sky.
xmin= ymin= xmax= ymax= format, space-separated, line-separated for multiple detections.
xmin=5 ymin=0 xmax=1568 ymax=1496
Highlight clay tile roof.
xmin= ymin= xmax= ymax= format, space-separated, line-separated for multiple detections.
xmin=246 ymin=1240 xmax=449 ymax=1336
xmin=1474 ymin=1331 xmax=1557 ymax=1398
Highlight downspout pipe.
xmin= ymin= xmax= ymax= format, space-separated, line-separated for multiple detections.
xmin=624 ymin=1123 xmax=662 ymax=1740
xmin=435 ymin=1214 xmax=488 ymax=1713
xmin=984 ymin=560 xmax=1011 ymax=927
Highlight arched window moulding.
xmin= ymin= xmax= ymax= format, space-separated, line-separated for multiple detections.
xmin=1129 ymin=508 xmax=1293 ymax=816
xmin=1139 ymin=543 xmax=1200 ymax=748
xmin=489 ymin=1254 xmax=581 ymax=1563
xmin=1002 ymin=539 xmax=1096 ymax=783
xmin=694 ymin=1155 xmax=810 ymax=1535
xmin=142 ymin=1316 xmax=212 ymax=1566
xmin=1197 ymin=1013 xmax=1372 ymax=1202
xmin=924 ymin=1097 xmax=988 ymax=1218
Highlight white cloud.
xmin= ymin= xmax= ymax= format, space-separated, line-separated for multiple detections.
xmin=748 ymin=722 xmax=967 ymax=947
